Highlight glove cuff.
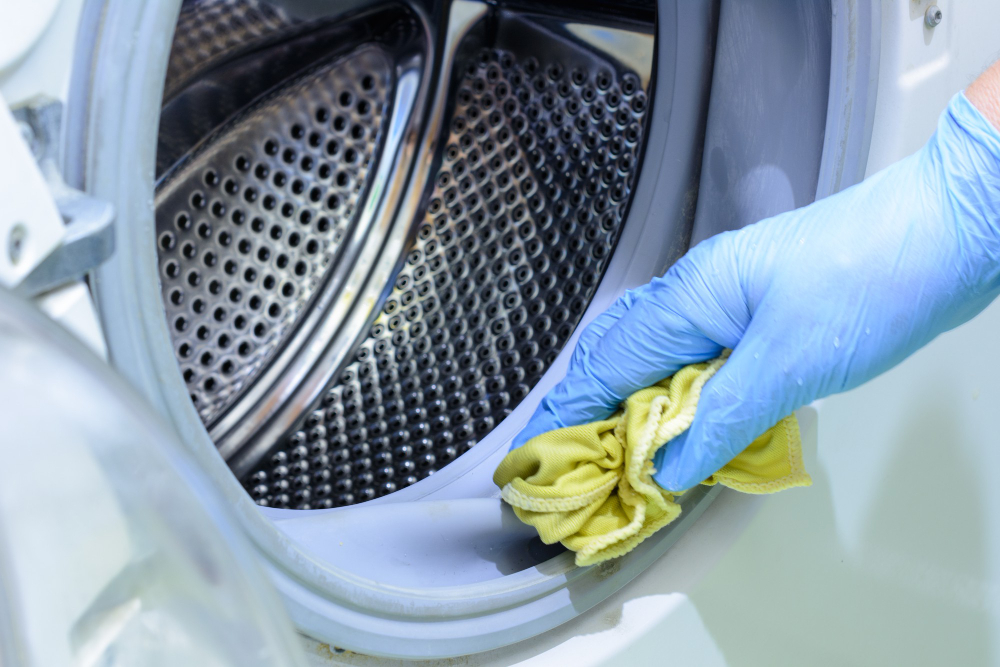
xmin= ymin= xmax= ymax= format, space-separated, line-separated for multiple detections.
xmin=934 ymin=92 xmax=1000 ymax=287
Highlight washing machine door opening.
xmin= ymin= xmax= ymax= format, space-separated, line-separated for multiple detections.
xmin=152 ymin=0 xmax=660 ymax=511
xmin=67 ymin=0 xmax=876 ymax=658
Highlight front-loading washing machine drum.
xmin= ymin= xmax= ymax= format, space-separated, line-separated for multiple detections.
xmin=153 ymin=0 xmax=654 ymax=508
xmin=68 ymin=0 xmax=879 ymax=658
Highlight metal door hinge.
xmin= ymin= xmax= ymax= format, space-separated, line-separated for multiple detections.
xmin=2 ymin=96 xmax=115 ymax=298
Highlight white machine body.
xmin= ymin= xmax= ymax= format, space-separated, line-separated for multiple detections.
xmin=2 ymin=1 xmax=999 ymax=665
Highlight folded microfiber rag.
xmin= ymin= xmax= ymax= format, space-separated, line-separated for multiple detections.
xmin=493 ymin=352 xmax=811 ymax=566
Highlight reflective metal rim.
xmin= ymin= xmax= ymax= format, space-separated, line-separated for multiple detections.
xmin=66 ymin=0 xmax=878 ymax=658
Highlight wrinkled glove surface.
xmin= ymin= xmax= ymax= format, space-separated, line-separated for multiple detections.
xmin=514 ymin=92 xmax=1000 ymax=491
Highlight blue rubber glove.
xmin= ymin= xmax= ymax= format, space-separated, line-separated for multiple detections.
xmin=513 ymin=92 xmax=1000 ymax=492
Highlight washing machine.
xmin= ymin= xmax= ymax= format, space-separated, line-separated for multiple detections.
xmin=2 ymin=0 xmax=999 ymax=664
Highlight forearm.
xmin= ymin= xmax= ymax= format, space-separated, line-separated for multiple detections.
xmin=966 ymin=59 xmax=1000 ymax=132
xmin=518 ymin=68 xmax=1000 ymax=490
xmin=930 ymin=69 xmax=1000 ymax=300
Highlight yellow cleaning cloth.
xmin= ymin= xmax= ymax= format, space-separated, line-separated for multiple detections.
xmin=493 ymin=353 xmax=811 ymax=566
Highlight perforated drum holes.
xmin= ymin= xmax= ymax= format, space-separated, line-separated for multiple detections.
xmin=164 ymin=0 xmax=295 ymax=96
xmin=156 ymin=47 xmax=392 ymax=424
xmin=241 ymin=46 xmax=648 ymax=509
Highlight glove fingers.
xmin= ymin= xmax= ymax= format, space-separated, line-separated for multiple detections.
xmin=576 ymin=231 xmax=757 ymax=406
xmin=575 ymin=274 xmax=740 ymax=410
xmin=513 ymin=231 xmax=753 ymax=449
xmin=652 ymin=335 xmax=805 ymax=492
xmin=543 ymin=289 xmax=726 ymax=425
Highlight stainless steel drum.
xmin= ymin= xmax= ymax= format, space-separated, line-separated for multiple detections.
xmin=153 ymin=0 xmax=653 ymax=509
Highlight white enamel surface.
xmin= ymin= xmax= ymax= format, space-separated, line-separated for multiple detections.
xmin=304 ymin=0 xmax=1000 ymax=664
xmin=0 ymin=1 xmax=61 ymax=76
xmin=865 ymin=0 xmax=998 ymax=177
xmin=0 ymin=0 xmax=83 ymax=106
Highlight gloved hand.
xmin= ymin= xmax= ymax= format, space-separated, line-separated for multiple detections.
xmin=513 ymin=92 xmax=1000 ymax=492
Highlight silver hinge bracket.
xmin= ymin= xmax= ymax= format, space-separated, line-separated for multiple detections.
xmin=8 ymin=97 xmax=116 ymax=298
